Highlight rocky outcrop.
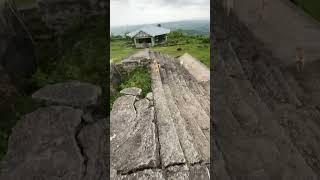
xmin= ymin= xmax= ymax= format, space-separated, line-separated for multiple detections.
xmin=111 ymin=51 xmax=211 ymax=179
xmin=213 ymin=1 xmax=320 ymax=179
xmin=32 ymin=81 xmax=102 ymax=109
xmin=0 ymin=81 xmax=106 ymax=180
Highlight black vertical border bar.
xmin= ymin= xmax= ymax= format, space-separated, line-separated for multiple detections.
xmin=105 ymin=0 xmax=110 ymax=179
xmin=210 ymin=0 xmax=214 ymax=178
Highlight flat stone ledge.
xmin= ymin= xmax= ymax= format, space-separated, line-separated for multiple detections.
xmin=120 ymin=87 xmax=142 ymax=96
xmin=32 ymin=81 xmax=102 ymax=108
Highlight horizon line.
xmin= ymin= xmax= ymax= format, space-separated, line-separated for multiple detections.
xmin=110 ymin=18 xmax=210 ymax=28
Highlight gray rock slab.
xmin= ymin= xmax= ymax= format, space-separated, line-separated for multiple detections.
xmin=189 ymin=164 xmax=210 ymax=180
xmin=150 ymin=62 xmax=186 ymax=167
xmin=121 ymin=169 xmax=164 ymax=180
xmin=111 ymin=96 xmax=158 ymax=174
xmin=120 ymin=87 xmax=142 ymax=96
xmin=162 ymin=81 xmax=202 ymax=164
xmin=78 ymin=119 xmax=107 ymax=180
xmin=178 ymin=53 xmax=209 ymax=83
xmin=0 ymin=106 xmax=84 ymax=180
xmin=110 ymin=95 xmax=137 ymax=151
xmin=166 ymin=165 xmax=190 ymax=180
xmin=146 ymin=92 xmax=153 ymax=100
xmin=32 ymin=81 xmax=101 ymax=108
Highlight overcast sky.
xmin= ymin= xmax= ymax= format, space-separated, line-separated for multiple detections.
xmin=111 ymin=0 xmax=210 ymax=27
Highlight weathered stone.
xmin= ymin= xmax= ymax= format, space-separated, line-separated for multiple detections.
xmin=161 ymin=62 xmax=210 ymax=163
xmin=189 ymin=164 xmax=210 ymax=180
xmin=178 ymin=53 xmax=209 ymax=83
xmin=166 ymin=165 xmax=190 ymax=180
xmin=32 ymin=81 xmax=102 ymax=108
xmin=122 ymin=169 xmax=164 ymax=180
xmin=120 ymin=87 xmax=142 ymax=96
xmin=111 ymin=96 xmax=158 ymax=174
xmin=78 ymin=119 xmax=107 ymax=180
xmin=146 ymin=92 xmax=153 ymax=100
xmin=110 ymin=95 xmax=137 ymax=151
xmin=0 ymin=106 xmax=84 ymax=180
xmin=162 ymin=78 xmax=202 ymax=164
xmin=150 ymin=62 xmax=186 ymax=167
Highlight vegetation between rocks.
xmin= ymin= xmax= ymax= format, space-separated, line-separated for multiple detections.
xmin=110 ymin=67 xmax=151 ymax=110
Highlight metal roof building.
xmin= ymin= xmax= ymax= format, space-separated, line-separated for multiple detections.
xmin=127 ymin=25 xmax=170 ymax=48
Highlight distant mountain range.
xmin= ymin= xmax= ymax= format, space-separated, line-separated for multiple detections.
xmin=111 ymin=19 xmax=210 ymax=36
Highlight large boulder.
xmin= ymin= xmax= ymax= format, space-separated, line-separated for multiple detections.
xmin=32 ymin=81 xmax=102 ymax=108
xmin=0 ymin=106 xmax=84 ymax=180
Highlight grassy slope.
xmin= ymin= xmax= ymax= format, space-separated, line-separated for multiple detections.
xmin=294 ymin=0 xmax=320 ymax=22
xmin=151 ymin=32 xmax=210 ymax=67
xmin=110 ymin=32 xmax=210 ymax=67
xmin=110 ymin=39 xmax=139 ymax=63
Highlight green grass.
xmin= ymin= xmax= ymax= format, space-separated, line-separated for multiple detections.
xmin=151 ymin=32 xmax=210 ymax=67
xmin=110 ymin=32 xmax=210 ymax=67
xmin=110 ymin=39 xmax=139 ymax=63
xmin=293 ymin=0 xmax=320 ymax=22
xmin=110 ymin=67 xmax=151 ymax=110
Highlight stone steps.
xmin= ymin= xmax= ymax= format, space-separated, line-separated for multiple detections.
xmin=214 ymin=39 xmax=319 ymax=178
xmin=150 ymin=61 xmax=186 ymax=168
xmin=150 ymin=51 xmax=210 ymax=164
xmin=111 ymin=51 xmax=210 ymax=179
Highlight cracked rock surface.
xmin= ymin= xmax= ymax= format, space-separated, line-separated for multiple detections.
xmin=32 ymin=81 xmax=102 ymax=108
xmin=0 ymin=106 xmax=84 ymax=180
xmin=111 ymin=51 xmax=210 ymax=179
xmin=0 ymin=82 xmax=106 ymax=180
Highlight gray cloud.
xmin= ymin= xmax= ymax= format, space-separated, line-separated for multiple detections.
xmin=160 ymin=0 xmax=209 ymax=6
xmin=111 ymin=0 xmax=209 ymax=26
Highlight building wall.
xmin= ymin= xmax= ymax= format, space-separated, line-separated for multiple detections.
xmin=133 ymin=35 xmax=168 ymax=48
xmin=134 ymin=37 xmax=154 ymax=48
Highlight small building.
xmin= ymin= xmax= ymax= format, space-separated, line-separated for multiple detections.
xmin=127 ymin=25 xmax=170 ymax=48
